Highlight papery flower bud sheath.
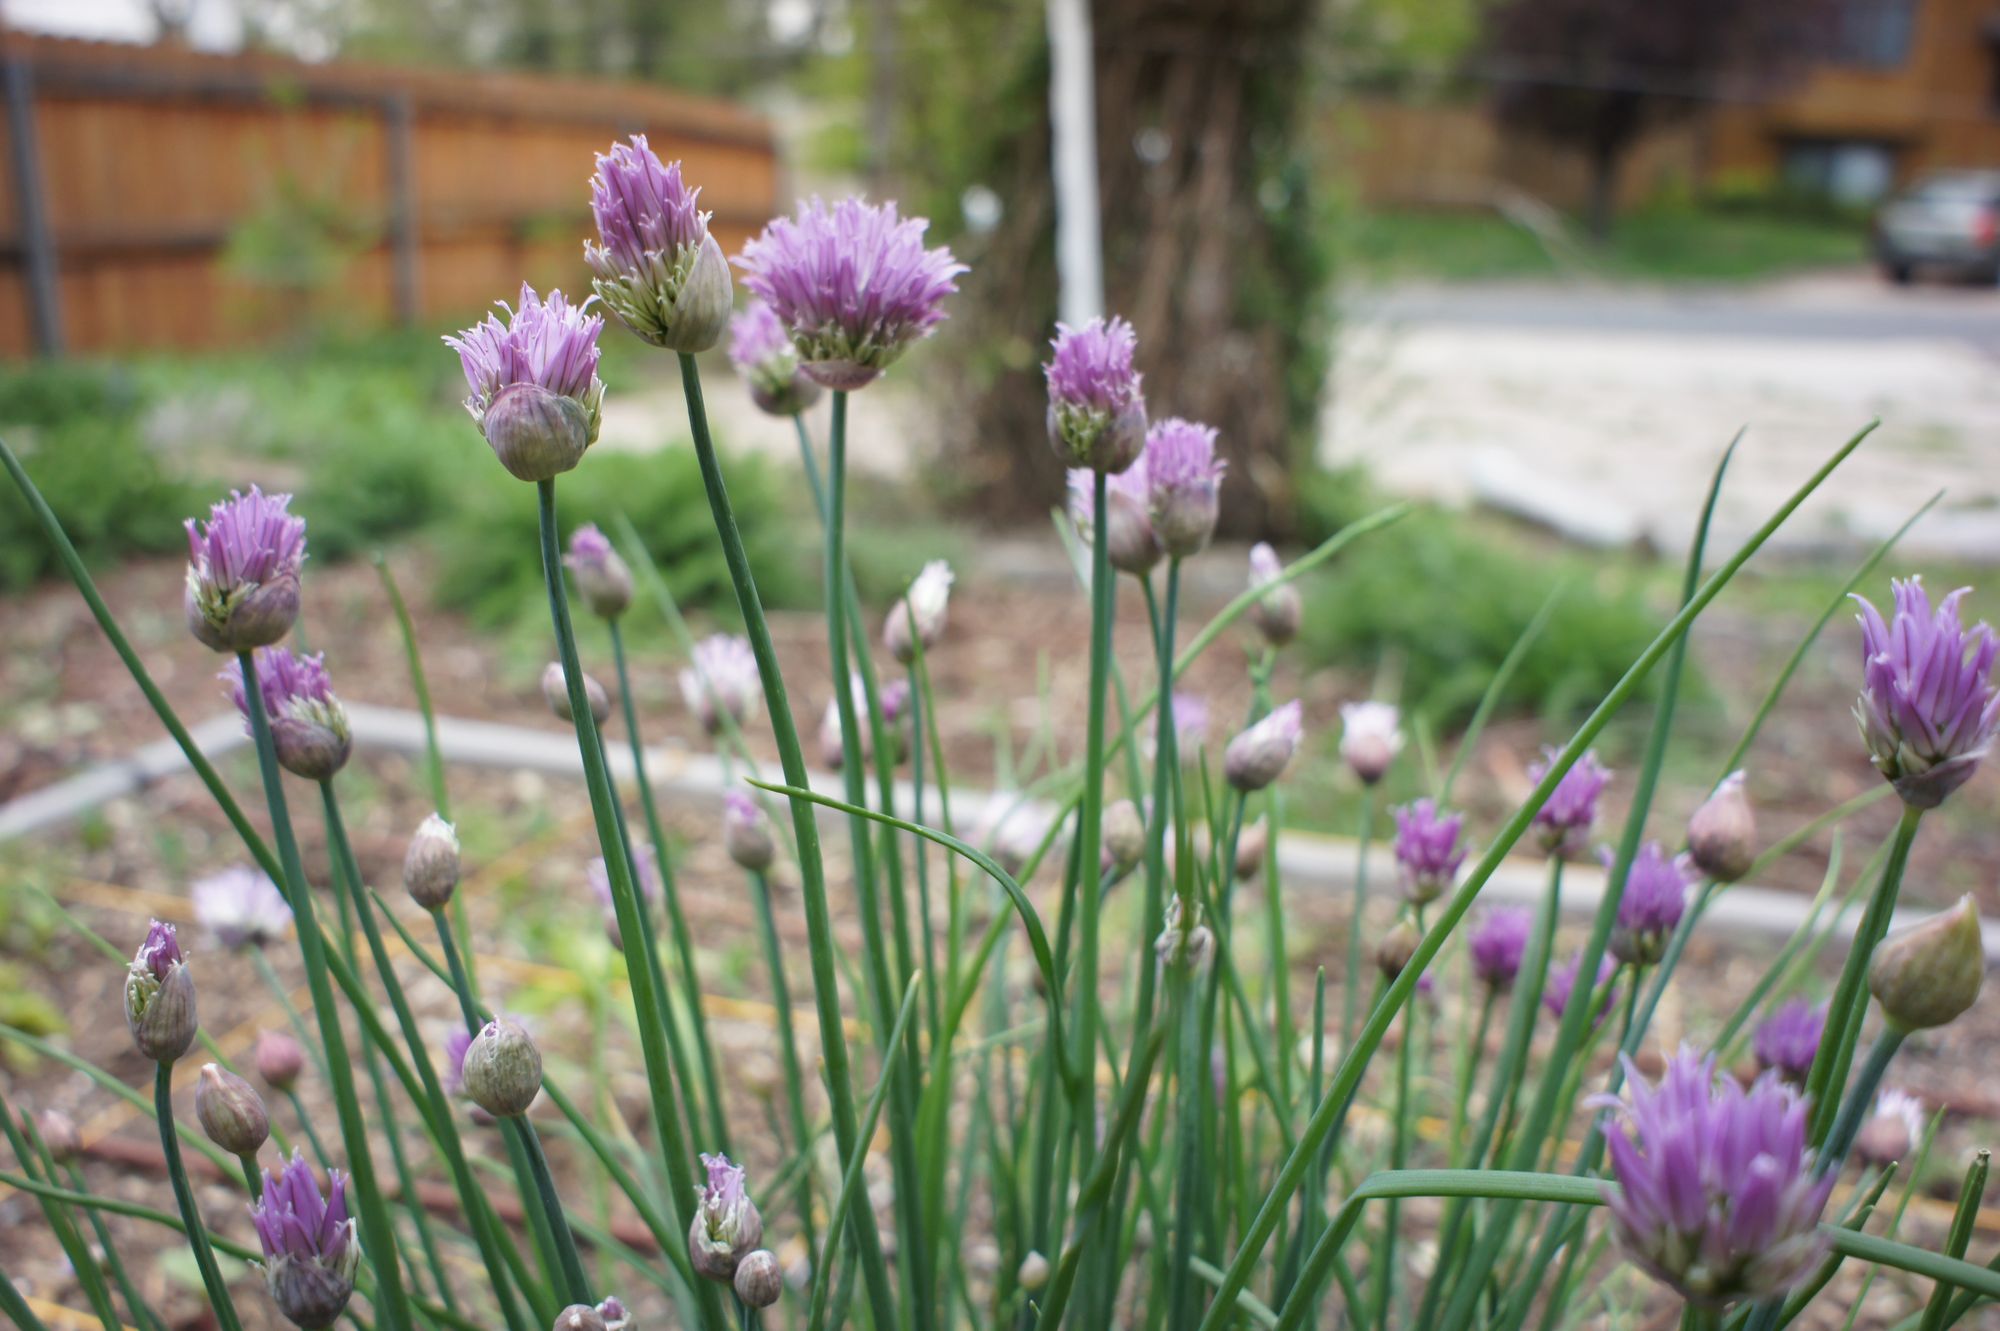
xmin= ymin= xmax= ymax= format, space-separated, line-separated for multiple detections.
xmin=885 ymin=560 xmax=953 ymax=664
xmin=1856 ymin=1087 xmax=1927 ymax=1167
xmin=586 ymin=138 xmax=732 ymax=353
xmin=734 ymin=1249 xmax=784 ymax=1308
xmin=251 ymin=1149 xmax=359 ymax=1330
xmin=1225 ymin=701 xmax=1304 ymax=792
xmin=1103 ymin=799 xmax=1147 ymax=877
xmin=1595 ymin=1047 xmax=1832 ymax=1307
xmin=1752 ymin=999 xmax=1826 ymax=1085
xmin=1248 ymin=543 xmax=1302 ymax=646
xmin=1018 ymin=1250 xmax=1051 ymax=1291
xmin=1470 ymin=907 xmax=1532 ymax=989
xmin=730 ymin=301 xmax=822 ymax=416
xmin=736 ymin=196 xmax=965 ymax=391
xmin=36 ymin=1110 xmax=80 ymax=1164
xmin=1234 ymin=818 xmax=1268 ymax=881
xmin=1153 ymin=894 xmax=1213 ymax=972
xmin=257 ymin=1030 xmax=306 ymax=1092
xmin=1045 ymin=316 xmax=1147 ymax=472
xmin=1145 ymin=418 xmax=1225 ymax=558
xmin=1375 ymin=919 xmax=1421 ymax=980
xmin=723 ymin=790 xmax=777 ymax=873
xmin=222 ymin=648 xmax=351 ymax=781
xmin=1340 ymin=702 xmax=1403 ymax=785
xmin=197 ymin=1063 xmax=271 ymax=1158
xmin=543 ymin=661 xmax=611 ymax=726
xmin=593 ymin=1297 xmax=631 ymax=1331
xmin=402 ymin=814 xmax=461 ymax=911
xmin=690 ymin=1152 xmax=764 ymax=1279
xmin=555 ymin=1307 xmax=607 ymax=1331
xmin=445 ymin=284 xmax=605 ymax=482
xmin=193 ymin=865 xmax=291 ymax=951
xmin=1687 ymin=770 xmax=1757 ymax=882
xmin=1607 ymin=842 xmax=1694 ymax=967
xmin=184 ymin=487 xmax=306 ymax=654
xmin=1869 ymin=894 xmax=1985 ymax=1031
xmin=460 ymin=1016 xmax=543 ymax=1118
xmin=1529 ymin=747 xmax=1613 ymax=859
xmin=564 ymin=523 xmax=633 ymax=620
xmin=1853 ymin=578 xmax=2000 ymax=808
xmin=1068 ymin=462 xmax=1161 ymax=576
xmin=680 ymin=634 xmax=760 ymax=737
xmin=125 ymin=920 xmax=197 ymax=1063
xmin=1392 ymin=799 xmax=1465 ymax=906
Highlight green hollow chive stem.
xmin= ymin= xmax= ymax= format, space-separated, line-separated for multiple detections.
xmin=235 ymin=649 xmax=416 ymax=1331
xmin=155 ymin=1063 xmax=246 ymax=1331
xmin=675 ymin=353 xmax=896 ymax=1331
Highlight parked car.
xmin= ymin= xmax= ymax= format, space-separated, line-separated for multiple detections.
xmin=1872 ymin=171 xmax=2000 ymax=284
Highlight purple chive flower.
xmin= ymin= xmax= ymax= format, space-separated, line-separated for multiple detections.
xmin=445 ymin=284 xmax=606 ymax=482
xmin=1752 ymin=999 xmax=1826 ymax=1085
xmin=1225 ymin=700 xmax=1304 ymax=792
xmin=690 ymin=1152 xmax=764 ymax=1280
xmin=735 ymin=196 xmax=966 ymax=391
xmin=1392 ymin=799 xmax=1467 ymax=905
xmin=586 ymin=137 xmax=732 ymax=352
xmin=1853 ymin=577 xmax=2000 ymax=808
xmin=125 ymin=920 xmax=196 ymax=1063
xmin=1528 ymin=747 xmax=1613 ymax=859
xmin=1607 ymin=841 xmax=1695 ymax=967
xmin=589 ymin=844 xmax=663 ymax=949
xmin=442 ymin=1028 xmax=473 ymax=1098
xmin=1144 ymin=418 xmax=1226 ymax=558
xmin=1470 ymin=907 xmax=1533 ymax=989
xmin=1068 ymin=458 xmax=1162 ymax=575
xmin=1543 ymin=948 xmax=1617 ymax=1024
xmin=817 ymin=674 xmax=912 ymax=768
xmin=679 ymin=634 xmax=760 ymax=738
xmin=1595 ymin=1048 xmax=1833 ymax=1307
xmin=184 ymin=487 xmax=306 ymax=653
xmin=192 ymin=866 xmax=291 ymax=951
xmin=1044 ymin=316 xmax=1147 ymax=472
xmin=729 ymin=300 xmax=822 ymax=417
xmin=1249 ymin=543 xmax=1302 ymax=646
xmin=1161 ymin=692 xmax=1210 ymax=753
xmin=564 ymin=523 xmax=633 ymax=620
xmin=251 ymin=1149 xmax=360 ymax=1329
xmin=222 ymin=647 xmax=351 ymax=781
xmin=884 ymin=559 xmax=953 ymax=664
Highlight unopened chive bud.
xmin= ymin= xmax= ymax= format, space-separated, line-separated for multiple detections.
xmin=1145 ymin=418 xmax=1225 ymax=558
xmin=196 ymin=1063 xmax=270 ymax=1158
xmin=1687 ymin=771 xmax=1757 ymax=882
xmin=1235 ymin=818 xmax=1268 ymax=881
xmin=564 ymin=524 xmax=633 ymax=621
xmin=542 ymin=661 xmax=611 ymax=726
xmin=1339 ymin=701 xmax=1403 ymax=786
xmin=1103 ymin=799 xmax=1146 ymax=876
xmin=723 ymin=791 xmax=777 ymax=873
xmin=125 ymin=920 xmax=197 ymax=1063
xmin=1224 ymin=701 xmax=1304 ymax=792
xmin=1856 ymin=1088 xmax=1926 ymax=1167
xmin=884 ymin=560 xmax=953 ymax=664
xmin=554 ymin=1306 xmax=606 ymax=1331
xmin=1376 ymin=919 xmax=1421 ymax=980
xmin=460 ymin=1017 xmax=543 ymax=1118
xmin=1869 ymin=895 xmax=1985 ymax=1031
xmin=1248 ymin=543 xmax=1302 ymax=647
xmin=594 ymin=1297 xmax=631 ymax=1331
xmin=1018 ymin=1250 xmax=1051 ymax=1292
xmin=691 ymin=1152 xmax=764 ymax=1280
xmin=256 ymin=1030 xmax=306 ymax=1092
xmin=36 ymin=1110 xmax=80 ymax=1164
xmin=734 ymin=1249 xmax=784 ymax=1308
xmin=402 ymin=813 xmax=461 ymax=911
xmin=486 ymin=383 xmax=593 ymax=482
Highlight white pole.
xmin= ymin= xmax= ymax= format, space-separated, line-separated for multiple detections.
xmin=1046 ymin=0 xmax=1104 ymax=325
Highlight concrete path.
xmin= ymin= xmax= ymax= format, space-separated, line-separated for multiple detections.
xmin=5 ymin=700 xmax=1993 ymax=958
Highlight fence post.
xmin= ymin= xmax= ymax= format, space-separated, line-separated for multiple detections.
xmin=384 ymin=92 xmax=420 ymax=326
xmin=3 ymin=52 xmax=63 ymax=355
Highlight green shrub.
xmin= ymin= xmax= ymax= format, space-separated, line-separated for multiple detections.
xmin=1294 ymin=467 xmax=1669 ymax=723
xmin=430 ymin=444 xmax=811 ymax=630
xmin=0 ymin=417 xmax=204 ymax=590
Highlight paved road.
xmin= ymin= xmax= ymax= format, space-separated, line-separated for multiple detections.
xmin=1328 ymin=273 xmax=2000 ymax=560
xmin=1352 ymin=273 xmax=2000 ymax=353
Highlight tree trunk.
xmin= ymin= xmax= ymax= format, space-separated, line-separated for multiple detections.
xmin=937 ymin=0 xmax=1330 ymax=538
xmin=1585 ymin=134 xmax=1620 ymax=243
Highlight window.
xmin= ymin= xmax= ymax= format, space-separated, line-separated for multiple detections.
xmin=1781 ymin=140 xmax=1900 ymax=203
xmin=1830 ymin=0 xmax=1919 ymax=67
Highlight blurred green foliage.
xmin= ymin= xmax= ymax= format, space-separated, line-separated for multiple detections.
xmin=1294 ymin=466 xmax=1669 ymax=723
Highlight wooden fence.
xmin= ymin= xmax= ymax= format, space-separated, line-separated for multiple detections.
xmin=0 ymin=33 xmax=779 ymax=357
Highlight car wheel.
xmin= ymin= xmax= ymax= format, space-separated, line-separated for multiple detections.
xmin=1884 ymin=262 xmax=1914 ymax=285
